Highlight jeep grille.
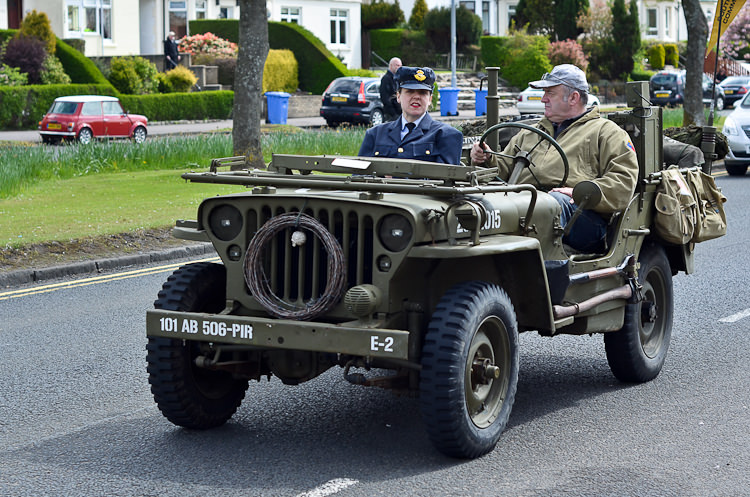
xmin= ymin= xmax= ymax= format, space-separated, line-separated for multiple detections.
xmin=247 ymin=205 xmax=375 ymax=303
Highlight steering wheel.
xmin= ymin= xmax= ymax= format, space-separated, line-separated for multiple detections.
xmin=478 ymin=122 xmax=570 ymax=191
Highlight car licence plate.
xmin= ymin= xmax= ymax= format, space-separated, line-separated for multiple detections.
xmin=724 ymin=89 xmax=734 ymax=94
xmin=331 ymin=96 xmax=347 ymax=102
xmin=655 ymin=92 xmax=670 ymax=98
xmin=47 ymin=123 xmax=61 ymax=130
xmin=528 ymin=96 xmax=541 ymax=101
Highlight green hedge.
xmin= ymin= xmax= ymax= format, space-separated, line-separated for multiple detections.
xmin=0 ymin=84 xmax=116 ymax=129
xmin=0 ymin=28 xmax=15 ymax=45
xmin=188 ymin=20 xmax=346 ymax=94
xmin=480 ymin=36 xmax=508 ymax=68
xmin=119 ymin=91 xmax=234 ymax=121
xmin=370 ymin=29 xmax=405 ymax=60
xmin=268 ymin=22 xmax=347 ymax=94
xmin=55 ymin=38 xmax=110 ymax=84
xmin=189 ymin=19 xmax=239 ymax=43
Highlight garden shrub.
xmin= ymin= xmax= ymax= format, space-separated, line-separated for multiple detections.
xmin=647 ymin=44 xmax=665 ymax=70
xmin=164 ymin=65 xmax=197 ymax=92
xmin=263 ymin=49 xmax=298 ymax=93
xmin=108 ymin=56 xmax=159 ymax=95
xmin=17 ymin=9 xmax=56 ymax=54
xmin=40 ymin=55 xmax=71 ymax=84
xmin=0 ymin=63 xmax=27 ymax=86
xmin=502 ymin=30 xmax=551 ymax=89
xmin=663 ymin=43 xmax=678 ymax=67
xmin=2 ymin=36 xmax=47 ymax=83
xmin=155 ymin=72 xmax=172 ymax=93
xmin=548 ymin=39 xmax=588 ymax=73
xmin=423 ymin=6 xmax=482 ymax=51
xmin=630 ymin=69 xmax=654 ymax=81
xmin=362 ymin=0 xmax=405 ymax=29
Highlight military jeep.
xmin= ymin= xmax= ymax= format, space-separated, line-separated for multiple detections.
xmin=145 ymin=81 xmax=714 ymax=459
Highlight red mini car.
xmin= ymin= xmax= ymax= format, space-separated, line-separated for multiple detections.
xmin=38 ymin=95 xmax=148 ymax=144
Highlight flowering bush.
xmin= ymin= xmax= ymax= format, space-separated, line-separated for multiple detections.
xmin=178 ymin=32 xmax=237 ymax=57
xmin=721 ymin=3 xmax=750 ymax=60
xmin=548 ymin=40 xmax=589 ymax=73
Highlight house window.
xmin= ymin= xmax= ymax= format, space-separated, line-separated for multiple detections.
xmin=664 ymin=7 xmax=669 ymax=35
xmin=459 ymin=1 xmax=476 ymax=12
xmin=330 ymin=9 xmax=347 ymax=45
xmin=219 ymin=7 xmax=234 ymax=18
xmin=482 ymin=1 xmax=490 ymax=33
xmin=169 ymin=1 xmax=188 ymax=38
xmin=647 ymin=8 xmax=658 ymax=36
xmin=195 ymin=0 xmax=206 ymax=19
xmin=281 ymin=7 xmax=301 ymax=23
xmin=66 ymin=0 xmax=111 ymax=40
xmin=507 ymin=5 xmax=516 ymax=28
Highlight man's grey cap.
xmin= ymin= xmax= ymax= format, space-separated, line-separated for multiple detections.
xmin=529 ymin=64 xmax=589 ymax=92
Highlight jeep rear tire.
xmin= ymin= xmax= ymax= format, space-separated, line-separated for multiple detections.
xmin=420 ymin=281 xmax=519 ymax=459
xmin=147 ymin=262 xmax=249 ymax=429
xmin=604 ymin=243 xmax=673 ymax=382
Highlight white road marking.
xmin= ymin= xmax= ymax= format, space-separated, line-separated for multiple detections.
xmin=719 ymin=308 xmax=750 ymax=323
xmin=295 ymin=478 xmax=358 ymax=497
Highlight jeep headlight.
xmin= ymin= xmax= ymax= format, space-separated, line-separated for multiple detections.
xmin=208 ymin=204 xmax=243 ymax=241
xmin=378 ymin=214 xmax=413 ymax=252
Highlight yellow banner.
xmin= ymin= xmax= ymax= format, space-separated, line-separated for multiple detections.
xmin=706 ymin=0 xmax=748 ymax=54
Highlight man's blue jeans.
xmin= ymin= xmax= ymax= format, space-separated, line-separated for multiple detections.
xmin=550 ymin=191 xmax=607 ymax=253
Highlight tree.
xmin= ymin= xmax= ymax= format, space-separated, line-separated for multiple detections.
xmin=681 ymin=0 xmax=708 ymax=126
xmin=576 ymin=0 xmax=613 ymax=78
xmin=513 ymin=0 xmax=555 ymax=35
xmin=609 ymin=0 xmax=640 ymax=78
xmin=554 ymin=0 xmax=588 ymax=41
xmin=409 ymin=0 xmax=429 ymax=30
xmin=233 ymin=0 xmax=268 ymax=169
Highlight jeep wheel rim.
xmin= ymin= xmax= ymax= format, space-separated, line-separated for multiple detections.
xmin=464 ymin=316 xmax=510 ymax=428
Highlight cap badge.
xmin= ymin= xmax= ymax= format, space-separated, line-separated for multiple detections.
xmin=414 ymin=70 xmax=426 ymax=82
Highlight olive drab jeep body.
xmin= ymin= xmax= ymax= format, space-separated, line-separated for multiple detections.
xmin=145 ymin=78 xmax=724 ymax=459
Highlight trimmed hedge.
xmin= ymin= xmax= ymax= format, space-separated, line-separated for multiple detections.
xmin=480 ymin=36 xmax=508 ymax=68
xmin=55 ymin=37 xmax=110 ymax=84
xmin=188 ymin=20 xmax=346 ymax=94
xmin=189 ymin=19 xmax=239 ymax=43
xmin=370 ymin=29 xmax=405 ymax=60
xmin=268 ymin=22 xmax=347 ymax=94
xmin=0 ymin=84 xmax=116 ymax=129
xmin=119 ymin=91 xmax=234 ymax=121
xmin=0 ymin=29 xmax=15 ymax=46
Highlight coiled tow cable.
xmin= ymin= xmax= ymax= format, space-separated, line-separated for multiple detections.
xmin=243 ymin=212 xmax=346 ymax=320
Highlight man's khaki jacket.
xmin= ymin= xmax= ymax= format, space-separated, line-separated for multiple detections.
xmin=486 ymin=108 xmax=639 ymax=214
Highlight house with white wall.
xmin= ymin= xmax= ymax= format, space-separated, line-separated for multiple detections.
xmin=1 ymin=0 xmax=362 ymax=68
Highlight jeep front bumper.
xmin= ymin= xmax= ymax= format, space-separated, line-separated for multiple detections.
xmin=146 ymin=309 xmax=410 ymax=360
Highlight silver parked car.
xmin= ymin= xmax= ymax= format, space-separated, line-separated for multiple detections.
xmin=722 ymin=92 xmax=750 ymax=176
xmin=516 ymin=86 xmax=601 ymax=115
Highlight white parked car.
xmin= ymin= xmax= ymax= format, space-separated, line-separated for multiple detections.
xmin=722 ymin=92 xmax=750 ymax=176
xmin=516 ymin=87 xmax=601 ymax=115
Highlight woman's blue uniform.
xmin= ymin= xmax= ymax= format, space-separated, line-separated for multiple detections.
xmin=358 ymin=114 xmax=464 ymax=165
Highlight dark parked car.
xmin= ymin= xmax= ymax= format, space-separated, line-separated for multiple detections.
xmin=320 ymin=77 xmax=384 ymax=127
xmin=649 ymin=70 xmax=724 ymax=109
xmin=39 ymin=95 xmax=148 ymax=144
xmin=650 ymin=70 xmax=685 ymax=107
xmin=718 ymin=75 xmax=750 ymax=106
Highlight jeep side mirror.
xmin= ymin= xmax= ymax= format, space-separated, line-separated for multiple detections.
xmin=564 ymin=181 xmax=603 ymax=237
